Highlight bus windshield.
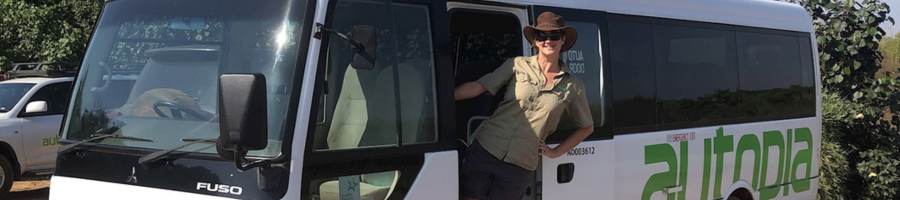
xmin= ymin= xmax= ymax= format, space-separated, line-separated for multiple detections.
xmin=63 ymin=0 xmax=308 ymax=157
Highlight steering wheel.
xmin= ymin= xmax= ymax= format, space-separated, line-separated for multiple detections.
xmin=152 ymin=101 xmax=209 ymax=121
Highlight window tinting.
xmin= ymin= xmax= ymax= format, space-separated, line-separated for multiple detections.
xmin=653 ymin=24 xmax=739 ymax=125
xmin=608 ymin=14 xmax=817 ymax=134
xmin=798 ymin=36 xmax=817 ymax=115
xmin=609 ymin=21 xmax=656 ymax=128
xmin=737 ymin=31 xmax=806 ymax=118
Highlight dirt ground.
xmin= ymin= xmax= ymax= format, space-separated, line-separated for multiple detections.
xmin=11 ymin=180 xmax=50 ymax=192
xmin=2 ymin=181 xmax=50 ymax=200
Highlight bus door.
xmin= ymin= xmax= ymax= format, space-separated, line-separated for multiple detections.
xmin=303 ymin=0 xmax=458 ymax=199
xmin=528 ymin=5 xmax=616 ymax=200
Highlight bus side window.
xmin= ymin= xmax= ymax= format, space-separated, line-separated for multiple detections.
xmin=608 ymin=15 xmax=817 ymax=134
xmin=736 ymin=31 xmax=813 ymax=118
xmin=313 ymin=1 xmax=438 ymax=150
xmin=609 ymin=20 xmax=657 ymax=132
xmin=310 ymin=1 xmax=438 ymax=199
xmin=537 ymin=9 xmax=610 ymax=142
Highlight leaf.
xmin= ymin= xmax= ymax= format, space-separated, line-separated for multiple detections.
xmin=854 ymin=61 xmax=862 ymax=69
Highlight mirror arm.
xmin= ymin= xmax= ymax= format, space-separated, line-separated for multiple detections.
xmin=315 ymin=23 xmax=364 ymax=52
xmin=233 ymin=145 xmax=273 ymax=171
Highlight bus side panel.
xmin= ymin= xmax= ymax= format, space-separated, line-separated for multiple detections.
xmin=540 ymin=140 xmax=616 ymax=200
xmin=404 ymin=151 xmax=458 ymax=200
xmin=614 ymin=118 xmax=820 ymax=200
xmin=51 ymin=176 xmax=233 ymax=200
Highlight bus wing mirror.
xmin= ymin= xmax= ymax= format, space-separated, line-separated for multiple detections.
xmin=349 ymin=25 xmax=377 ymax=70
xmin=315 ymin=24 xmax=377 ymax=70
xmin=217 ymin=74 xmax=268 ymax=163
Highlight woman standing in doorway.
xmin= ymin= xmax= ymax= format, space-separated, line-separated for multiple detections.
xmin=455 ymin=11 xmax=594 ymax=200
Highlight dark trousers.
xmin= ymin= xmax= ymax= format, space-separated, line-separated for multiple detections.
xmin=462 ymin=140 xmax=534 ymax=200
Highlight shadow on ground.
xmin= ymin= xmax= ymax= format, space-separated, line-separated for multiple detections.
xmin=2 ymin=181 xmax=50 ymax=200
xmin=2 ymin=188 xmax=49 ymax=200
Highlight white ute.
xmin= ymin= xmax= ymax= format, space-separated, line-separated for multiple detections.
xmin=0 ymin=63 xmax=74 ymax=197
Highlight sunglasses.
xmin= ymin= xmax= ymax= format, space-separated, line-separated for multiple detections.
xmin=535 ymin=31 xmax=563 ymax=41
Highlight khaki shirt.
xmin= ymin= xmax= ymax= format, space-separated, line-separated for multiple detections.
xmin=474 ymin=55 xmax=593 ymax=171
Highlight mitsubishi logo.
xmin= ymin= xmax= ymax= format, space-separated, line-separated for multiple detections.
xmin=126 ymin=167 xmax=137 ymax=184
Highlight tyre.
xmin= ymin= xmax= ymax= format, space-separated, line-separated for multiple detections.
xmin=0 ymin=154 xmax=15 ymax=198
xmin=727 ymin=196 xmax=741 ymax=200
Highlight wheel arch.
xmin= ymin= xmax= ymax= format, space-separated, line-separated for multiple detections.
xmin=729 ymin=187 xmax=755 ymax=200
xmin=0 ymin=142 xmax=21 ymax=180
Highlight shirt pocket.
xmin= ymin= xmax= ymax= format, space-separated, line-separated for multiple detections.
xmin=514 ymin=70 xmax=533 ymax=84
xmin=513 ymin=70 xmax=536 ymax=101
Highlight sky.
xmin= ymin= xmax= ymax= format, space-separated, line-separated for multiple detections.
xmin=881 ymin=0 xmax=900 ymax=36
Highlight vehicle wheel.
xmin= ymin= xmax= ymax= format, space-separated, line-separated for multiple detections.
xmin=0 ymin=154 xmax=14 ymax=198
xmin=727 ymin=196 xmax=741 ymax=200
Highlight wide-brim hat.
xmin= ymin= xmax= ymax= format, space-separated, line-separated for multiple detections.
xmin=523 ymin=11 xmax=578 ymax=52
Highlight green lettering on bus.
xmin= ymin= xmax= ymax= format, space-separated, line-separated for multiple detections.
xmin=734 ymin=134 xmax=761 ymax=190
xmin=713 ymin=127 xmax=733 ymax=199
xmin=759 ymin=130 xmax=785 ymax=200
xmin=783 ymin=129 xmax=793 ymax=196
xmin=642 ymin=143 xmax=678 ymax=200
xmin=792 ymin=128 xmax=813 ymax=193
xmin=640 ymin=127 xmax=814 ymax=200
xmin=700 ymin=138 xmax=713 ymax=200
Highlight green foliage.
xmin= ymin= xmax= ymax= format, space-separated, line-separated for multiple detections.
xmin=0 ymin=0 xmax=104 ymax=72
xmin=803 ymin=0 xmax=900 ymax=199
xmin=818 ymin=93 xmax=851 ymax=200
xmin=805 ymin=0 xmax=892 ymax=100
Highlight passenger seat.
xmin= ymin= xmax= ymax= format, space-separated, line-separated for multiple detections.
xmin=320 ymin=61 xmax=426 ymax=200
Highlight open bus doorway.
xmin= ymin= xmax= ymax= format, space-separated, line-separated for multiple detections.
xmin=450 ymin=8 xmax=523 ymax=153
xmin=449 ymin=7 xmax=528 ymax=199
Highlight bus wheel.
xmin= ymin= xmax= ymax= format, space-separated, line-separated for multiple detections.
xmin=0 ymin=154 xmax=14 ymax=197
xmin=727 ymin=197 xmax=741 ymax=200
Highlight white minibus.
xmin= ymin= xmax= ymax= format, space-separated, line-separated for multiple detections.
xmin=50 ymin=0 xmax=820 ymax=199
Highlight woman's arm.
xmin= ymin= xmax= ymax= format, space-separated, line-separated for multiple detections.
xmin=539 ymin=125 xmax=594 ymax=158
xmin=454 ymin=81 xmax=487 ymax=100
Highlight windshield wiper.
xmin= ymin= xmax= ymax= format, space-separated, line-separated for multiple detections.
xmin=58 ymin=127 xmax=154 ymax=154
xmin=138 ymin=138 xmax=216 ymax=167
